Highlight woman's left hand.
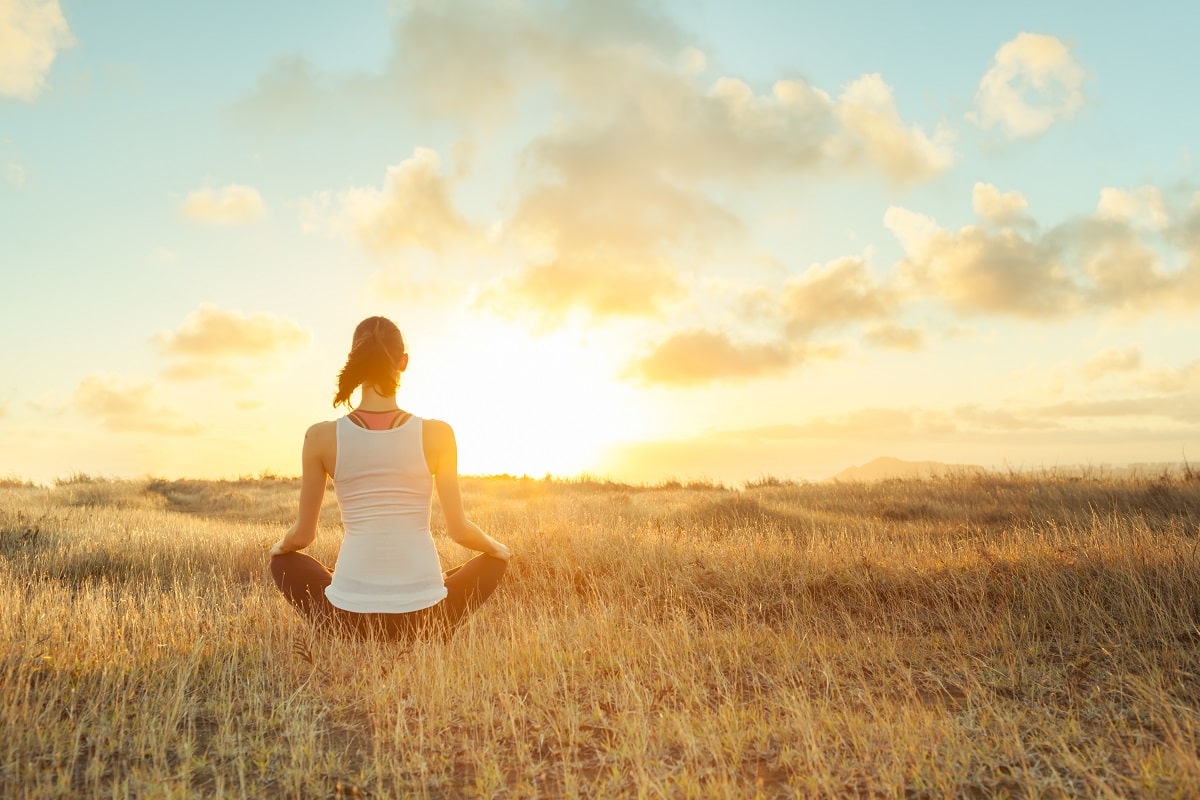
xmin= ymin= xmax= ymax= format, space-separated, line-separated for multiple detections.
xmin=268 ymin=539 xmax=289 ymax=557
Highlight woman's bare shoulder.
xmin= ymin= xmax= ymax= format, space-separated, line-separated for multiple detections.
xmin=305 ymin=420 xmax=338 ymax=441
xmin=422 ymin=417 xmax=454 ymax=434
xmin=422 ymin=418 xmax=457 ymax=459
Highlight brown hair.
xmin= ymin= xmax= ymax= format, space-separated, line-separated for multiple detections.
xmin=333 ymin=316 xmax=406 ymax=407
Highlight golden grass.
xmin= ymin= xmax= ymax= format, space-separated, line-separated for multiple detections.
xmin=2 ymin=471 xmax=1200 ymax=797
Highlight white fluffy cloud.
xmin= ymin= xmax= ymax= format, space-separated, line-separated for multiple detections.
xmin=152 ymin=304 xmax=310 ymax=381
xmin=780 ymin=255 xmax=899 ymax=335
xmin=835 ymin=74 xmax=955 ymax=183
xmin=624 ymin=329 xmax=800 ymax=386
xmin=180 ymin=184 xmax=266 ymax=225
xmin=626 ymin=254 xmax=906 ymax=386
xmin=482 ymin=66 xmax=949 ymax=322
xmin=0 ymin=0 xmax=73 ymax=101
xmin=300 ymin=147 xmax=474 ymax=254
xmin=970 ymin=32 xmax=1085 ymax=138
xmin=383 ymin=0 xmax=684 ymax=121
xmin=246 ymin=2 xmax=953 ymax=324
xmin=631 ymin=180 xmax=1200 ymax=388
xmin=889 ymin=183 xmax=1200 ymax=318
xmin=972 ymin=182 xmax=1029 ymax=225
xmin=886 ymin=204 xmax=1078 ymax=318
xmin=1096 ymin=186 xmax=1168 ymax=231
xmin=1072 ymin=217 xmax=1174 ymax=313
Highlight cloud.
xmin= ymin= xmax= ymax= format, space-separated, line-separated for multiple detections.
xmin=780 ymin=255 xmax=899 ymax=335
xmin=1067 ymin=216 xmax=1176 ymax=313
xmin=970 ymin=32 xmax=1085 ymax=139
xmin=834 ymin=73 xmax=954 ymax=183
xmin=885 ymin=183 xmax=1200 ymax=320
xmin=1096 ymin=186 xmax=1168 ymax=231
xmin=629 ymin=180 xmax=1200 ymax=390
xmin=73 ymin=375 xmax=202 ymax=435
xmin=1083 ymin=347 xmax=1142 ymax=382
xmin=678 ymin=46 xmax=706 ymax=74
xmin=152 ymin=304 xmax=310 ymax=381
xmin=887 ymin=205 xmax=1078 ymax=318
xmin=485 ymin=67 xmax=948 ymax=322
xmin=383 ymin=0 xmax=684 ymax=122
xmin=154 ymin=304 xmax=310 ymax=357
xmin=620 ymin=254 xmax=907 ymax=387
xmin=226 ymin=55 xmax=341 ymax=134
xmin=624 ymin=329 xmax=800 ymax=386
xmin=242 ymin=1 xmax=953 ymax=325
xmin=662 ymin=73 xmax=952 ymax=184
xmin=486 ymin=257 xmax=685 ymax=322
xmin=487 ymin=157 xmax=739 ymax=321
xmin=234 ymin=1 xmax=682 ymax=131
xmin=370 ymin=3 xmax=952 ymax=184
xmin=300 ymin=147 xmax=474 ymax=254
xmin=972 ymin=182 xmax=1029 ymax=226
xmin=179 ymin=184 xmax=266 ymax=225
xmin=0 ymin=0 xmax=73 ymax=101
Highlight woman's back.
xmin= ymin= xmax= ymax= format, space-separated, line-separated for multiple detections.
xmin=324 ymin=415 xmax=448 ymax=613
xmin=269 ymin=314 xmax=509 ymax=639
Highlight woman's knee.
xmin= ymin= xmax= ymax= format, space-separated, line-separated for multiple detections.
xmin=269 ymin=551 xmax=331 ymax=591
xmin=482 ymin=553 xmax=509 ymax=581
xmin=455 ymin=553 xmax=508 ymax=580
xmin=268 ymin=553 xmax=291 ymax=588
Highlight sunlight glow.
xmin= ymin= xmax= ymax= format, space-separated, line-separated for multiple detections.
xmin=404 ymin=325 xmax=653 ymax=478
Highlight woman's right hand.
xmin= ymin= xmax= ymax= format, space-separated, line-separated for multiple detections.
xmin=486 ymin=537 xmax=512 ymax=561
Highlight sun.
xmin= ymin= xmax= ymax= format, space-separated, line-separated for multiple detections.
xmin=403 ymin=324 xmax=649 ymax=478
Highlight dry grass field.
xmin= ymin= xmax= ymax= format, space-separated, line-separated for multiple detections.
xmin=2 ymin=469 xmax=1200 ymax=798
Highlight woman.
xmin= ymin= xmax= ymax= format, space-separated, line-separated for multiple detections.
xmin=269 ymin=316 xmax=511 ymax=641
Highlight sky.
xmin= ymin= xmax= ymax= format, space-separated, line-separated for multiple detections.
xmin=3 ymin=0 xmax=1200 ymax=485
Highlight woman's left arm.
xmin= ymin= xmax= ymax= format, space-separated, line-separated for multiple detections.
xmin=269 ymin=422 xmax=333 ymax=556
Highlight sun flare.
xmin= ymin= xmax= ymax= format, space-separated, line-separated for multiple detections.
xmin=404 ymin=325 xmax=652 ymax=478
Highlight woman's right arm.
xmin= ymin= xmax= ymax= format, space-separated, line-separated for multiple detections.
xmin=269 ymin=421 xmax=334 ymax=556
xmin=427 ymin=419 xmax=511 ymax=560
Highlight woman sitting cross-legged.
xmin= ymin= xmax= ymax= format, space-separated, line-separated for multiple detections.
xmin=268 ymin=316 xmax=511 ymax=641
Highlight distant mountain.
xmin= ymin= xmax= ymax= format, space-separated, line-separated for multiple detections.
xmin=829 ymin=456 xmax=985 ymax=483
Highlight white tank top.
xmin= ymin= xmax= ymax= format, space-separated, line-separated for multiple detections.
xmin=324 ymin=415 xmax=449 ymax=613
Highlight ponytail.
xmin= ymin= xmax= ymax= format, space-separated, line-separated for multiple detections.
xmin=333 ymin=317 xmax=406 ymax=407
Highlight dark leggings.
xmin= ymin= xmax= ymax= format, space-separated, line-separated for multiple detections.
xmin=269 ymin=551 xmax=508 ymax=641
